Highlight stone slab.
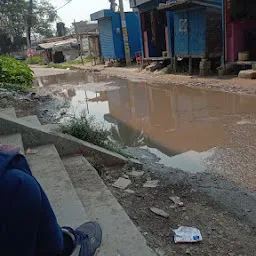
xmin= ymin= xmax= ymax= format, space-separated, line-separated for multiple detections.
xmin=62 ymin=155 xmax=156 ymax=256
xmin=0 ymin=133 xmax=24 ymax=154
xmin=27 ymin=144 xmax=88 ymax=228
xmin=238 ymin=69 xmax=256 ymax=79
xmin=0 ymin=107 xmax=16 ymax=118
xmin=112 ymin=177 xmax=131 ymax=189
xmin=42 ymin=124 xmax=60 ymax=131
xmin=19 ymin=115 xmax=41 ymax=126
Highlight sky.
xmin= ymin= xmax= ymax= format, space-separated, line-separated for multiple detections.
xmin=51 ymin=0 xmax=131 ymax=26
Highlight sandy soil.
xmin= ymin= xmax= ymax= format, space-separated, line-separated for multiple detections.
xmin=102 ymin=165 xmax=256 ymax=256
xmin=71 ymin=63 xmax=256 ymax=96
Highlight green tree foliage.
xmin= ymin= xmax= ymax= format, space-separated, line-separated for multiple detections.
xmin=27 ymin=0 xmax=58 ymax=39
xmin=0 ymin=0 xmax=58 ymax=44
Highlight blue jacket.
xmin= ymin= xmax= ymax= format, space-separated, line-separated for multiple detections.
xmin=0 ymin=152 xmax=63 ymax=255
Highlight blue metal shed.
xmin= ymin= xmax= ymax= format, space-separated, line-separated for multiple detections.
xmin=159 ymin=0 xmax=222 ymax=58
xmin=90 ymin=10 xmax=141 ymax=59
xmin=174 ymin=7 xmax=206 ymax=56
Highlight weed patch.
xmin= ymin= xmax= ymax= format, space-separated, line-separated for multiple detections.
xmin=0 ymin=56 xmax=33 ymax=92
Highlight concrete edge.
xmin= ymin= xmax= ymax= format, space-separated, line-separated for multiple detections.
xmin=0 ymin=113 xmax=142 ymax=167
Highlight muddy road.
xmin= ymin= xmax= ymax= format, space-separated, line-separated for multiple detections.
xmin=18 ymin=67 xmax=256 ymax=254
xmin=33 ymin=68 xmax=256 ymax=192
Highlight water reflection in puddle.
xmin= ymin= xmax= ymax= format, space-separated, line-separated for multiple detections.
xmin=35 ymin=71 xmax=256 ymax=190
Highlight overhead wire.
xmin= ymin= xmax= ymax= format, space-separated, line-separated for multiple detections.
xmin=55 ymin=0 xmax=72 ymax=11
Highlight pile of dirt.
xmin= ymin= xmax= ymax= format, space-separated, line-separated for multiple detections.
xmin=102 ymin=165 xmax=256 ymax=255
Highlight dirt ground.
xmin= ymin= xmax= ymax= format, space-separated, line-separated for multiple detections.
xmin=2 ymin=66 xmax=256 ymax=255
xmin=69 ymin=63 xmax=256 ymax=96
xmin=101 ymin=165 xmax=256 ymax=256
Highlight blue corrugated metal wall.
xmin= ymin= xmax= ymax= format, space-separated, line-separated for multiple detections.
xmin=174 ymin=8 xmax=206 ymax=56
xmin=98 ymin=17 xmax=115 ymax=58
xmin=112 ymin=13 xmax=125 ymax=59
xmin=96 ymin=11 xmax=141 ymax=59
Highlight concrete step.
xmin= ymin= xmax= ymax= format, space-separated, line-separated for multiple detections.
xmin=0 ymin=133 xmax=24 ymax=154
xmin=26 ymin=144 xmax=88 ymax=228
xmin=19 ymin=115 xmax=41 ymax=126
xmin=62 ymin=155 xmax=156 ymax=256
xmin=0 ymin=107 xmax=16 ymax=118
xmin=42 ymin=123 xmax=60 ymax=131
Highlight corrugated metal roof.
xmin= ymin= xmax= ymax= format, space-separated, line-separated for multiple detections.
xmin=158 ymin=0 xmax=221 ymax=10
xmin=158 ymin=0 xmax=191 ymax=10
xmin=39 ymin=38 xmax=77 ymax=49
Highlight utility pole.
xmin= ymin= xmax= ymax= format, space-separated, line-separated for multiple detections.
xmin=21 ymin=8 xmax=30 ymax=50
xmin=74 ymin=19 xmax=84 ymax=65
xmin=27 ymin=0 xmax=33 ymax=46
xmin=118 ymin=0 xmax=130 ymax=65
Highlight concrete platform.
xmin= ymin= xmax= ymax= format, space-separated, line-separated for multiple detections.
xmin=27 ymin=144 xmax=88 ymax=228
xmin=0 ymin=107 xmax=16 ymax=118
xmin=42 ymin=123 xmax=60 ymax=131
xmin=19 ymin=115 xmax=41 ymax=126
xmin=238 ymin=69 xmax=256 ymax=79
xmin=0 ymin=133 xmax=24 ymax=153
xmin=63 ymin=155 xmax=156 ymax=256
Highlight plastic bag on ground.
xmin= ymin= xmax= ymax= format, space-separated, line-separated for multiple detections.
xmin=173 ymin=226 xmax=202 ymax=243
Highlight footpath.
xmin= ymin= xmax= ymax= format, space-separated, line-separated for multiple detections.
xmin=68 ymin=63 xmax=256 ymax=96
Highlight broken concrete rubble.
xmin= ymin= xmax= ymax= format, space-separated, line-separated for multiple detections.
xmin=238 ymin=69 xmax=256 ymax=79
xmin=150 ymin=207 xmax=169 ymax=218
xmin=143 ymin=180 xmax=159 ymax=188
xmin=127 ymin=170 xmax=144 ymax=177
xmin=170 ymin=196 xmax=184 ymax=207
xmin=112 ymin=177 xmax=131 ymax=190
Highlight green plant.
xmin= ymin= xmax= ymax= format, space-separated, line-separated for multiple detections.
xmin=25 ymin=56 xmax=42 ymax=65
xmin=0 ymin=56 xmax=33 ymax=86
xmin=0 ymin=82 xmax=32 ymax=93
xmin=60 ymin=116 xmax=113 ymax=148
xmin=60 ymin=115 xmax=130 ymax=157
xmin=0 ymin=56 xmax=34 ymax=92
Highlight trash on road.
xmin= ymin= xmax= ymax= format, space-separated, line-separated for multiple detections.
xmin=25 ymin=148 xmax=39 ymax=154
xmin=112 ymin=177 xmax=131 ymax=190
xmin=124 ymin=189 xmax=135 ymax=194
xmin=173 ymin=226 xmax=202 ymax=243
xmin=127 ymin=170 xmax=144 ymax=177
xmin=150 ymin=207 xmax=169 ymax=218
xmin=170 ymin=196 xmax=184 ymax=207
xmin=143 ymin=180 xmax=159 ymax=188
xmin=25 ymin=92 xmax=38 ymax=100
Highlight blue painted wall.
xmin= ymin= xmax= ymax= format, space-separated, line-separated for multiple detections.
xmin=188 ymin=8 xmax=206 ymax=55
xmin=167 ymin=11 xmax=174 ymax=57
xmin=112 ymin=13 xmax=125 ymax=58
xmin=174 ymin=8 xmax=206 ymax=56
xmin=125 ymin=12 xmax=142 ymax=58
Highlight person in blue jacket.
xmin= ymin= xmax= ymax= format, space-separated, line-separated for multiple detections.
xmin=0 ymin=148 xmax=102 ymax=256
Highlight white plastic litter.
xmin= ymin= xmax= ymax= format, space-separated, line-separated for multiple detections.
xmin=173 ymin=226 xmax=202 ymax=243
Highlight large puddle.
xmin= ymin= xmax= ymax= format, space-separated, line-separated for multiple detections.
xmin=35 ymin=71 xmax=256 ymax=191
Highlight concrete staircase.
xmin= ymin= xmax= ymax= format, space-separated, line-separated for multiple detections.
xmin=0 ymin=108 xmax=156 ymax=256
